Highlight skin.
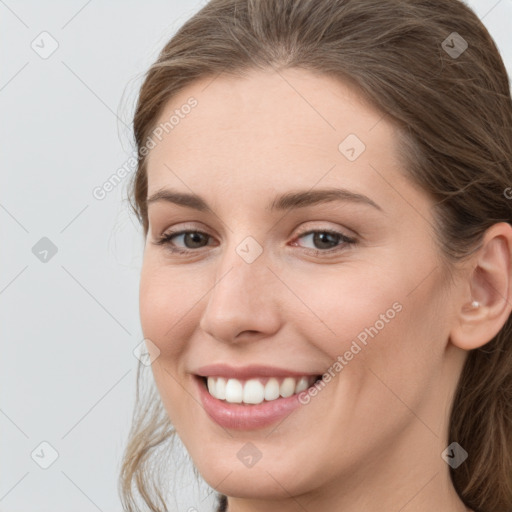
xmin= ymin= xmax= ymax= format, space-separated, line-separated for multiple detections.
xmin=139 ymin=67 xmax=512 ymax=512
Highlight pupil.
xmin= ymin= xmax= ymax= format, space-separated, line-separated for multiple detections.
xmin=186 ymin=232 xmax=206 ymax=248
xmin=314 ymin=232 xmax=338 ymax=249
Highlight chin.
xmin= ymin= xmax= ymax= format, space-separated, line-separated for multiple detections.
xmin=191 ymin=451 xmax=318 ymax=500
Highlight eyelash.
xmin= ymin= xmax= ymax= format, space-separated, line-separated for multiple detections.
xmin=154 ymin=227 xmax=357 ymax=257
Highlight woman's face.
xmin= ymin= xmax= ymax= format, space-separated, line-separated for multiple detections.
xmin=140 ymin=68 xmax=467 ymax=503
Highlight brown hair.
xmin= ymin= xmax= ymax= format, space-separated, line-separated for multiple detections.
xmin=120 ymin=1 xmax=512 ymax=511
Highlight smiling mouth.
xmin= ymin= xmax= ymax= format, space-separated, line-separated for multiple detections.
xmin=199 ymin=374 xmax=322 ymax=405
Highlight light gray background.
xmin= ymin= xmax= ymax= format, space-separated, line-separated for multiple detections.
xmin=1 ymin=1 xmax=511 ymax=511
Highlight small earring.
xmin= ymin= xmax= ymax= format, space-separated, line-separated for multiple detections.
xmin=471 ymin=300 xmax=481 ymax=308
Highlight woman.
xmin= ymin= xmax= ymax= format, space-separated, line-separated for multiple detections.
xmin=120 ymin=1 xmax=512 ymax=511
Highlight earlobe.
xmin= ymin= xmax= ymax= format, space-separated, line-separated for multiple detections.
xmin=450 ymin=222 xmax=512 ymax=351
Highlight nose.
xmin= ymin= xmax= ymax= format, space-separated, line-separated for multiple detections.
xmin=198 ymin=243 xmax=282 ymax=344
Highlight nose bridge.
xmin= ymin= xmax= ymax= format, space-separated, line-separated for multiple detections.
xmin=199 ymin=236 xmax=281 ymax=341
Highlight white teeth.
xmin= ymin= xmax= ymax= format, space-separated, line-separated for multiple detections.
xmin=264 ymin=378 xmax=280 ymax=401
xmin=207 ymin=376 xmax=227 ymax=400
xmin=295 ymin=377 xmax=309 ymax=393
xmin=205 ymin=375 xmax=318 ymax=404
xmin=280 ymin=377 xmax=296 ymax=398
xmin=216 ymin=377 xmax=226 ymax=400
xmin=225 ymin=378 xmax=243 ymax=403
xmin=207 ymin=377 xmax=215 ymax=395
xmin=243 ymin=379 xmax=265 ymax=404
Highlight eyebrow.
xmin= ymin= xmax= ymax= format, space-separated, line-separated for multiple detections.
xmin=146 ymin=187 xmax=383 ymax=212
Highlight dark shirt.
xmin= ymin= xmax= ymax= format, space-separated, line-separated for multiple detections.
xmin=216 ymin=493 xmax=228 ymax=512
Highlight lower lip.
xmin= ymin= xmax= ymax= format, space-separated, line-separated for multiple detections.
xmin=195 ymin=376 xmax=306 ymax=430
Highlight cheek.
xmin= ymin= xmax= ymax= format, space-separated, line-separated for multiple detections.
xmin=284 ymin=264 xmax=406 ymax=356
xmin=139 ymin=261 xmax=204 ymax=425
xmin=139 ymin=260 xmax=201 ymax=358
xmin=292 ymin=263 xmax=441 ymax=404
xmin=294 ymin=267 xmax=444 ymax=446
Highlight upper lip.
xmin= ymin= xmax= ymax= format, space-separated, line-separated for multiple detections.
xmin=194 ymin=363 xmax=322 ymax=379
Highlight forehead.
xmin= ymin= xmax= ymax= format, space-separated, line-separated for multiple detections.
xmin=145 ymin=68 xmax=421 ymax=216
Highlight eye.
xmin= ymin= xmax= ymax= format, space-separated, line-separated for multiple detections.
xmin=154 ymin=230 xmax=213 ymax=254
xmin=291 ymin=228 xmax=356 ymax=254
xmin=153 ymin=227 xmax=357 ymax=256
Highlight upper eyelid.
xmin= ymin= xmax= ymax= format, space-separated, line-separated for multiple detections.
xmin=157 ymin=217 xmax=357 ymax=234
xmin=159 ymin=223 xmax=354 ymax=238
xmin=158 ymin=225 xmax=356 ymax=247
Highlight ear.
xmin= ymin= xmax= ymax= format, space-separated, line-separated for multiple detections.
xmin=450 ymin=222 xmax=512 ymax=351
